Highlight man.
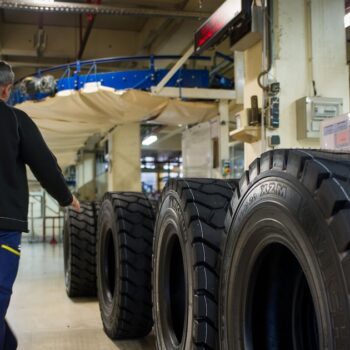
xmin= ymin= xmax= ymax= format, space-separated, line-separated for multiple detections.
xmin=0 ymin=61 xmax=80 ymax=349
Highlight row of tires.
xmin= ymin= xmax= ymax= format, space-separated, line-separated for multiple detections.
xmin=63 ymin=149 xmax=350 ymax=350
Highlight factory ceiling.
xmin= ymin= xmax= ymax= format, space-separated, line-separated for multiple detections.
xmin=0 ymin=0 xmax=229 ymax=167
xmin=0 ymin=0 xmax=225 ymax=78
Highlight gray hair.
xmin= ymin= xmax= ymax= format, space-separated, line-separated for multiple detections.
xmin=0 ymin=61 xmax=15 ymax=87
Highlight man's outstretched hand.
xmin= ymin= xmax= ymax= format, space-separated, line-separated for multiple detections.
xmin=70 ymin=195 xmax=81 ymax=211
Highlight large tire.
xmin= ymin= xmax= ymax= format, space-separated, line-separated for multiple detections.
xmin=220 ymin=149 xmax=350 ymax=350
xmin=153 ymin=178 xmax=237 ymax=350
xmin=63 ymin=201 xmax=100 ymax=298
xmin=97 ymin=192 xmax=154 ymax=340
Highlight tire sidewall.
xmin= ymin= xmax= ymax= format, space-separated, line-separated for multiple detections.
xmin=221 ymin=173 xmax=350 ymax=350
xmin=153 ymin=190 xmax=193 ymax=350
xmin=63 ymin=210 xmax=72 ymax=294
xmin=97 ymin=199 xmax=121 ymax=336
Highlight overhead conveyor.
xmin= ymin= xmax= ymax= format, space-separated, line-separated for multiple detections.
xmin=11 ymin=55 xmax=234 ymax=104
xmin=11 ymin=54 xmax=236 ymax=167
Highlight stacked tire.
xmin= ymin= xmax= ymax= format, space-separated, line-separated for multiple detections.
xmin=153 ymin=178 xmax=237 ymax=350
xmin=96 ymin=192 xmax=155 ymax=339
xmin=63 ymin=201 xmax=100 ymax=298
xmin=220 ymin=149 xmax=350 ymax=350
xmin=63 ymin=149 xmax=350 ymax=350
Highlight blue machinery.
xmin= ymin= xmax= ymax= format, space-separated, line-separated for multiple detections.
xmin=10 ymin=54 xmax=234 ymax=105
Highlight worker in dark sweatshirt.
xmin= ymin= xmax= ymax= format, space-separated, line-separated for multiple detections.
xmin=0 ymin=61 xmax=80 ymax=349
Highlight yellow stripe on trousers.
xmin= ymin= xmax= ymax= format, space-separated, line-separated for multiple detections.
xmin=0 ymin=245 xmax=20 ymax=256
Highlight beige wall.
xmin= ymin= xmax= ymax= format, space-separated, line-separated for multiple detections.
xmin=143 ymin=133 xmax=181 ymax=152
xmin=2 ymin=23 xmax=138 ymax=60
xmin=243 ymin=41 xmax=264 ymax=169
xmin=244 ymin=0 xmax=349 ymax=167
xmin=108 ymin=123 xmax=141 ymax=192
xmin=273 ymin=0 xmax=349 ymax=147
xmin=76 ymin=151 xmax=97 ymax=200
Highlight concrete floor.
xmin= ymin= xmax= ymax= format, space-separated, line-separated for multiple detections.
xmin=7 ymin=243 xmax=155 ymax=350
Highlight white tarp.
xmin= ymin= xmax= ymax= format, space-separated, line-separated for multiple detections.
xmin=16 ymin=88 xmax=218 ymax=167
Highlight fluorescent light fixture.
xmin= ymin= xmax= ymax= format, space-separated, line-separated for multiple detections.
xmin=145 ymin=164 xmax=156 ymax=170
xmin=345 ymin=12 xmax=350 ymax=28
xmin=142 ymin=135 xmax=158 ymax=146
xmin=164 ymin=164 xmax=174 ymax=170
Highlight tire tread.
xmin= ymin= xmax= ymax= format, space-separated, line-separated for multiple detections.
xmin=98 ymin=192 xmax=154 ymax=340
xmin=64 ymin=201 xmax=100 ymax=298
xmin=156 ymin=178 xmax=237 ymax=349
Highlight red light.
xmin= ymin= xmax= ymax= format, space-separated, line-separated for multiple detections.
xmin=195 ymin=0 xmax=243 ymax=52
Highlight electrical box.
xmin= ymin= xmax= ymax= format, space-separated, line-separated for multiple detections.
xmin=296 ymin=97 xmax=343 ymax=140
xmin=267 ymin=96 xmax=280 ymax=129
xmin=321 ymin=114 xmax=350 ymax=151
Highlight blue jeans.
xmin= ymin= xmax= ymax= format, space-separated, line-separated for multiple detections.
xmin=0 ymin=231 xmax=21 ymax=350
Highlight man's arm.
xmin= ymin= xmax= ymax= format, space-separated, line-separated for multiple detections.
xmin=17 ymin=110 xmax=77 ymax=208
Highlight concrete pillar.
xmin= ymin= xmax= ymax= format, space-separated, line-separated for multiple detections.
xmin=108 ymin=123 xmax=141 ymax=192
xmin=243 ymin=41 xmax=263 ymax=169
xmin=234 ymin=51 xmax=245 ymax=106
xmin=76 ymin=151 xmax=96 ymax=200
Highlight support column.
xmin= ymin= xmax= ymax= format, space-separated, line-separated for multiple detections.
xmin=108 ymin=123 xmax=141 ymax=192
xmin=243 ymin=41 xmax=263 ymax=169
xmin=76 ymin=151 xmax=96 ymax=200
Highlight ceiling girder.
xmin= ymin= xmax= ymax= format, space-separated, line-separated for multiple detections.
xmin=0 ymin=0 xmax=209 ymax=19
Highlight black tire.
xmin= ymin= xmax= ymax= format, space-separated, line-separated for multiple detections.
xmin=153 ymin=178 xmax=237 ymax=350
xmin=220 ymin=149 xmax=350 ymax=350
xmin=97 ymin=192 xmax=154 ymax=339
xmin=63 ymin=201 xmax=100 ymax=298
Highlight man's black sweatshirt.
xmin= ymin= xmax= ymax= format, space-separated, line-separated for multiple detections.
xmin=0 ymin=100 xmax=73 ymax=232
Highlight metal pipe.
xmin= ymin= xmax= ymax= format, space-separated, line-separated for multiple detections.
xmin=78 ymin=14 xmax=96 ymax=59
xmin=34 ymin=54 xmax=211 ymax=75
xmin=0 ymin=0 xmax=209 ymax=19
xmin=306 ymin=0 xmax=316 ymax=96
xmin=13 ymin=54 xmax=211 ymax=83
xmin=79 ymin=14 xmax=83 ymax=46
xmin=209 ymin=60 xmax=233 ymax=77
xmin=260 ymin=0 xmax=273 ymax=153
xmin=154 ymin=45 xmax=194 ymax=94
xmin=7 ymin=61 xmax=58 ymax=68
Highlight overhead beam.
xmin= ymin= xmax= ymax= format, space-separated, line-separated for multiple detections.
xmin=0 ymin=23 xmax=139 ymax=65
xmin=77 ymin=15 xmax=96 ymax=59
xmin=153 ymin=45 xmax=194 ymax=93
xmin=151 ymin=87 xmax=237 ymax=100
xmin=154 ymin=126 xmax=185 ymax=144
xmin=1 ymin=48 xmax=72 ymax=58
xmin=4 ymin=60 xmax=63 ymax=68
xmin=0 ymin=1 xmax=210 ymax=19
